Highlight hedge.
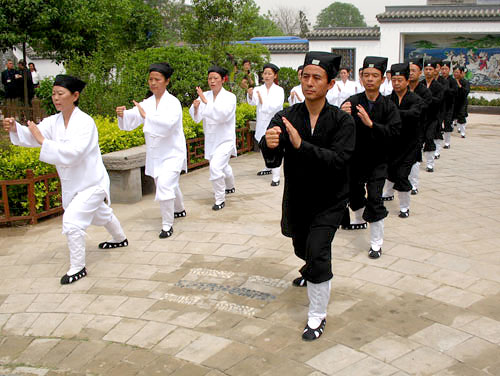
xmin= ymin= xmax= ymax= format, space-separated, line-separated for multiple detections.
xmin=468 ymin=97 xmax=500 ymax=106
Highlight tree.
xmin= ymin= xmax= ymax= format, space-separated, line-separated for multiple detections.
xmin=267 ymin=7 xmax=301 ymax=35
xmin=180 ymin=0 xmax=279 ymax=63
xmin=315 ymin=2 xmax=367 ymax=28
xmin=299 ymin=11 xmax=310 ymax=38
xmin=144 ymin=0 xmax=190 ymax=44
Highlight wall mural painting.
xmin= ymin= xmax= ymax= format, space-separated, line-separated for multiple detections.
xmin=404 ymin=35 xmax=500 ymax=87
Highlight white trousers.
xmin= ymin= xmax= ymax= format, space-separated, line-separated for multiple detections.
xmin=444 ymin=132 xmax=451 ymax=146
xmin=62 ymin=186 xmax=126 ymax=275
xmin=370 ymin=219 xmax=384 ymax=252
xmin=307 ymin=279 xmax=331 ymax=328
xmin=210 ymin=149 xmax=234 ymax=205
xmin=409 ymin=162 xmax=420 ymax=190
xmin=434 ymin=139 xmax=442 ymax=156
xmin=155 ymin=171 xmax=184 ymax=230
xmin=424 ymin=151 xmax=435 ymax=169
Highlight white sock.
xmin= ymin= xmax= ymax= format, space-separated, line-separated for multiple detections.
xmin=383 ymin=180 xmax=395 ymax=197
xmin=307 ymin=280 xmax=331 ymax=328
xmin=271 ymin=167 xmax=280 ymax=183
xmin=351 ymin=207 xmax=365 ymax=224
xmin=370 ymin=219 xmax=384 ymax=252
xmin=424 ymin=151 xmax=435 ymax=168
xmin=409 ymin=162 xmax=420 ymax=190
xmin=398 ymin=191 xmax=411 ymax=212
xmin=66 ymin=228 xmax=86 ymax=275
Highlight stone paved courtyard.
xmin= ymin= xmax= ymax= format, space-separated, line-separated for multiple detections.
xmin=1 ymin=113 xmax=499 ymax=376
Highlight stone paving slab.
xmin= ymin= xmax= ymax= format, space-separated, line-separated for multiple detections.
xmin=1 ymin=114 xmax=500 ymax=375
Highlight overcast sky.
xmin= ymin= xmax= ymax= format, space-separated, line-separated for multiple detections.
xmin=254 ymin=0 xmax=427 ymax=27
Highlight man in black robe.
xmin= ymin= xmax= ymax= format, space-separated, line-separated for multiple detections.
xmin=1 ymin=60 xmax=19 ymax=105
xmin=453 ymin=66 xmax=470 ymax=138
xmin=422 ymin=59 xmax=444 ymax=172
xmin=440 ymin=61 xmax=458 ymax=148
xmin=339 ymin=56 xmax=401 ymax=259
xmin=434 ymin=58 xmax=446 ymax=159
xmin=407 ymin=57 xmax=432 ymax=195
xmin=382 ymin=63 xmax=422 ymax=218
xmin=260 ymin=51 xmax=355 ymax=341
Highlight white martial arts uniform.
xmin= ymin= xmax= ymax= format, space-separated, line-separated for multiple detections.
xmin=331 ymin=79 xmax=356 ymax=107
xmin=189 ymin=87 xmax=237 ymax=205
xmin=380 ymin=79 xmax=393 ymax=96
xmin=118 ymin=91 xmax=187 ymax=231
xmin=9 ymin=108 xmax=126 ymax=275
xmin=355 ymin=80 xmax=365 ymax=94
xmin=326 ymin=87 xmax=339 ymax=107
xmin=247 ymin=83 xmax=284 ymax=182
xmin=288 ymin=84 xmax=304 ymax=105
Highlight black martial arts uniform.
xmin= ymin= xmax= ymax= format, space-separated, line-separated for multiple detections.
xmin=260 ymin=101 xmax=355 ymax=283
xmin=442 ymin=76 xmax=458 ymax=133
xmin=387 ymin=89 xmax=422 ymax=192
xmin=453 ymin=78 xmax=470 ymax=125
xmin=342 ymin=92 xmax=401 ymax=225
xmin=422 ymin=79 xmax=444 ymax=153
xmin=411 ymin=82 xmax=432 ymax=163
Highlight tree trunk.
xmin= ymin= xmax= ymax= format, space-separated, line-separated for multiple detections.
xmin=22 ymin=42 xmax=29 ymax=107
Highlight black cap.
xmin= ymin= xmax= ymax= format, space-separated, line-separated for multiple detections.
xmin=363 ymin=56 xmax=388 ymax=75
xmin=149 ymin=62 xmax=173 ymax=79
xmin=454 ymin=66 xmax=466 ymax=72
xmin=423 ymin=57 xmax=437 ymax=69
xmin=303 ymin=51 xmax=342 ymax=81
xmin=442 ymin=61 xmax=452 ymax=68
xmin=53 ymin=75 xmax=86 ymax=93
xmin=263 ymin=63 xmax=279 ymax=74
xmin=297 ymin=65 xmax=304 ymax=72
xmin=390 ymin=63 xmax=410 ymax=80
xmin=407 ymin=57 xmax=424 ymax=70
xmin=208 ymin=65 xmax=228 ymax=78
xmin=432 ymin=57 xmax=443 ymax=66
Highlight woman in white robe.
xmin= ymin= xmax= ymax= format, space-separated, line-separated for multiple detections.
xmin=288 ymin=65 xmax=304 ymax=106
xmin=189 ymin=66 xmax=236 ymax=211
xmin=332 ymin=67 xmax=357 ymax=107
xmin=247 ymin=63 xmax=284 ymax=186
xmin=116 ymin=63 xmax=187 ymax=239
xmin=3 ymin=75 xmax=128 ymax=285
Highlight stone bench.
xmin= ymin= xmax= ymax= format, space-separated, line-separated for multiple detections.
xmin=102 ymin=145 xmax=155 ymax=203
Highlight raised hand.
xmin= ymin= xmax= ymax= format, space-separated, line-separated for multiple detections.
xmin=356 ymin=104 xmax=373 ymax=128
xmin=340 ymin=101 xmax=352 ymax=114
xmin=27 ymin=120 xmax=44 ymax=144
xmin=283 ymin=117 xmax=302 ymax=149
xmin=132 ymin=100 xmax=146 ymax=119
xmin=116 ymin=106 xmax=126 ymax=118
xmin=2 ymin=118 xmax=16 ymax=132
xmin=196 ymin=87 xmax=207 ymax=104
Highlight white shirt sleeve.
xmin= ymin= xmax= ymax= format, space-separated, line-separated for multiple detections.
xmin=118 ymin=105 xmax=143 ymax=131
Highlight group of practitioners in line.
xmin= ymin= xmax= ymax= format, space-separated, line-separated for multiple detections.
xmin=2 ymin=49 xmax=470 ymax=342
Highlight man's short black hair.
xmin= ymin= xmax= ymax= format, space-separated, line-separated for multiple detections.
xmin=242 ymin=59 xmax=250 ymax=65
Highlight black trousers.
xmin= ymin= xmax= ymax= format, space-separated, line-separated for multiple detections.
xmin=423 ymin=120 xmax=437 ymax=152
xmin=293 ymin=224 xmax=337 ymax=284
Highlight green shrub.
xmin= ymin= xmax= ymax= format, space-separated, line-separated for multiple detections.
xmin=278 ymin=67 xmax=300 ymax=102
xmin=468 ymin=96 xmax=500 ymax=106
xmin=95 ymin=116 xmax=145 ymax=154
xmin=35 ymin=77 xmax=57 ymax=116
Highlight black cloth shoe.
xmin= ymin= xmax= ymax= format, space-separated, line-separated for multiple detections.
xmin=257 ymin=170 xmax=272 ymax=176
xmin=292 ymin=276 xmax=307 ymax=287
xmin=398 ymin=210 xmax=410 ymax=218
xmin=270 ymin=180 xmax=280 ymax=187
xmin=98 ymin=239 xmax=128 ymax=249
xmin=341 ymin=222 xmax=367 ymax=230
xmin=426 ymin=167 xmax=434 ymax=172
xmin=60 ymin=267 xmax=87 ymax=285
xmin=434 ymin=154 xmax=440 ymax=160
xmin=302 ymin=319 xmax=326 ymax=341
xmin=382 ymin=195 xmax=394 ymax=201
xmin=225 ymin=187 xmax=235 ymax=194
xmin=159 ymin=227 xmax=174 ymax=239
xmin=443 ymin=144 xmax=450 ymax=149
xmin=174 ymin=210 xmax=186 ymax=218
xmin=368 ymin=247 xmax=382 ymax=259
xmin=212 ymin=202 xmax=225 ymax=211
xmin=411 ymin=189 xmax=418 ymax=195
xmin=461 ymin=134 xmax=466 ymax=138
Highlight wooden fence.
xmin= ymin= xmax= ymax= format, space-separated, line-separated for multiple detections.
xmin=0 ymin=99 xmax=47 ymax=123
xmin=0 ymin=169 xmax=63 ymax=225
